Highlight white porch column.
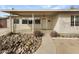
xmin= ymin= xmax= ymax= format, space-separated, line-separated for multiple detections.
xmin=10 ymin=14 xmax=14 ymax=33
xmin=10 ymin=14 xmax=12 ymax=32
xmin=32 ymin=14 xmax=35 ymax=33
xmin=12 ymin=18 xmax=14 ymax=32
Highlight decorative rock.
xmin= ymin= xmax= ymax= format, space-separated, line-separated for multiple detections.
xmin=0 ymin=33 xmax=42 ymax=54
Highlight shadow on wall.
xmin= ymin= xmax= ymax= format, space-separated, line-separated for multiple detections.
xmin=52 ymin=15 xmax=59 ymax=31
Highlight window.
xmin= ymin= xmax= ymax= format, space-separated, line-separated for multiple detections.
xmin=71 ymin=16 xmax=74 ymax=26
xmin=22 ymin=19 xmax=27 ymax=24
xmin=35 ymin=19 xmax=40 ymax=24
xmin=75 ymin=16 xmax=79 ymax=26
xmin=14 ymin=19 xmax=19 ymax=24
xmin=22 ymin=19 xmax=33 ymax=24
xmin=28 ymin=20 xmax=32 ymax=24
xmin=71 ymin=15 xmax=79 ymax=26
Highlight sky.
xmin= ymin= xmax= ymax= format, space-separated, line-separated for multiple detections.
xmin=0 ymin=5 xmax=79 ymax=17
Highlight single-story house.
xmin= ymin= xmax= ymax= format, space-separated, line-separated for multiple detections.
xmin=0 ymin=9 xmax=79 ymax=36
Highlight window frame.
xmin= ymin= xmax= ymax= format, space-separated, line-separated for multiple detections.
xmin=71 ymin=16 xmax=74 ymax=26
xmin=35 ymin=19 xmax=40 ymax=24
xmin=22 ymin=19 xmax=28 ymax=24
xmin=71 ymin=15 xmax=79 ymax=26
xmin=14 ymin=19 xmax=19 ymax=24
xmin=28 ymin=20 xmax=32 ymax=24
xmin=75 ymin=16 xmax=79 ymax=26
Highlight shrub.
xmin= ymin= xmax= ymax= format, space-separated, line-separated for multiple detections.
xmin=7 ymin=32 xmax=20 ymax=36
xmin=34 ymin=31 xmax=44 ymax=37
xmin=50 ymin=31 xmax=60 ymax=37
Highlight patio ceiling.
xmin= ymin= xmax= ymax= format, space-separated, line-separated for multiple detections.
xmin=2 ymin=9 xmax=79 ymax=16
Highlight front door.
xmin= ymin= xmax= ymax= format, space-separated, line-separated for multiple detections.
xmin=42 ymin=18 xmax=47 ymax=30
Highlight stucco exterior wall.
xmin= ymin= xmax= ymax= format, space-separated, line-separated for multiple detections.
xmin=2 ymin=14 xmax=79 ymax=36
xmin=54 ymin=14 xmax=79 ymax=34
xmin=14 ymin=16 xmax=55 ymax=33
xmin=10 ymin=16 xmax=59 ymax=33
xmin=13 ymin=17 xmax=42 ymax=33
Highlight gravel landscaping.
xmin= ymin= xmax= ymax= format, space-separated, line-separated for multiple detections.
xmin=0 ymin=33 xmax=42 ymax=54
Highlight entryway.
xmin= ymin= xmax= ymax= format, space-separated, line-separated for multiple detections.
xmin=41 ymin=17 xmax=47 ymax=30
xmin=41 ymin=17 xmax=52 ymax=30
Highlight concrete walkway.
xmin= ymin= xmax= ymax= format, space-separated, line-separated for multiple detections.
xmin=34 ymin=31 xmax=56 ymax=54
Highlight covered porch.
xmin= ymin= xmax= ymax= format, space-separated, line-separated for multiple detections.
xmin=2 ymin=10 xmax=59 ymax=33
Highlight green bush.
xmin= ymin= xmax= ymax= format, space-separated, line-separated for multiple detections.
xmin=7 ymin=32 xmax=20 ymax=36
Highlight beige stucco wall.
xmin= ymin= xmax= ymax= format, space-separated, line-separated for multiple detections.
xmin=13 ymin=16 xmax=55 ymax=33
xmin=13 ymin=14 xmax=79 ymax=34
xmin=54 ymin=14 xmax=79 ymax=34
xmin=8 ymin=16 xmax=59 ymax=33
xmin=13 ymin=17 xmax=42 ymax=33
xmin=1 ymin=14 xmax=79 ymax=35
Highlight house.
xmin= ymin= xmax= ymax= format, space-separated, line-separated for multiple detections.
xmin=0 ymin=9 xmax=79 ymax=36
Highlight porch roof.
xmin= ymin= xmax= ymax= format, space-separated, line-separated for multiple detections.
xmin=2 ymin=9 xmax=79 ymax=16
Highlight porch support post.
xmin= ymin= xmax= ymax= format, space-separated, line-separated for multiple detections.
xmin=12 ymin=17 xmax=14 ymax=33
xmin=10 ymin=13 xmax=12 ymax=32
xmin=10 ymin=8 xmax=15 ymax=33
xmin=32 ymin=13 xmax=35 ymax=33
xmin=10 ymin=13 xmax=14 ymax=33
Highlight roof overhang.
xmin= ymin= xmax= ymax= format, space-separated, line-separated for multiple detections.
xmin=2 ymin=9 xmax=79 ymax=16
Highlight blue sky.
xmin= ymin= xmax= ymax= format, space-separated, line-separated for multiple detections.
xmin=0 ymin=5 xmax=79 ymax=17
